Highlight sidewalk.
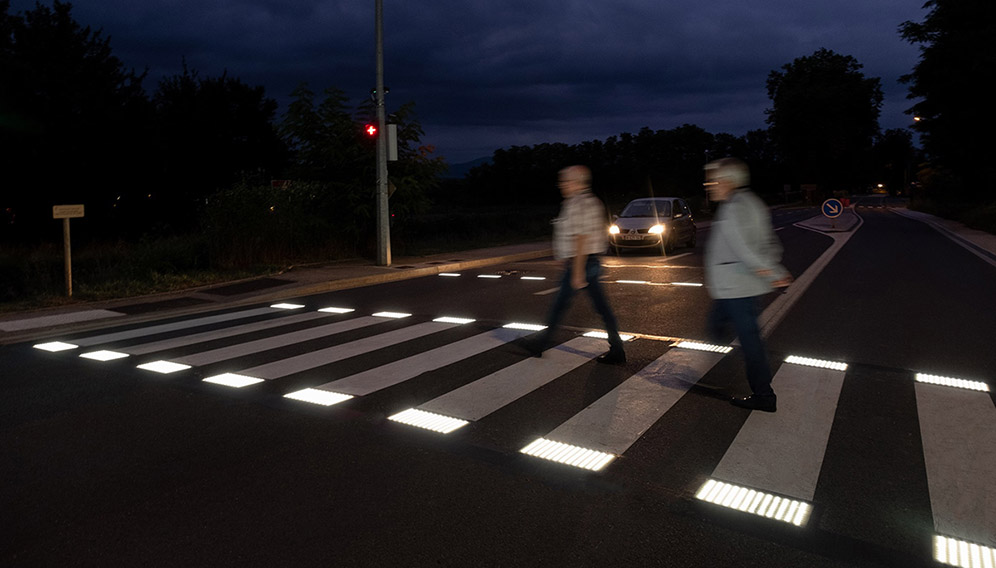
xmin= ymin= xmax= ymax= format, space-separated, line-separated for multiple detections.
xmin=0 ymin=241 xmax=553 ymax=345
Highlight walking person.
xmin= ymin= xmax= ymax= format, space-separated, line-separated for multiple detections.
xmin=703 ymin=158 xmax=792 ymax=412
xmin=525 ymin=165 xmax=626 ymax=364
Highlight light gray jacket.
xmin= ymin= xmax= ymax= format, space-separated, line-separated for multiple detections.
xmin=704 ymin=189 xmax=789 ymax=299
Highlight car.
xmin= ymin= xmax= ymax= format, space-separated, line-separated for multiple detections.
xmin=608 ymin=197 xmax=696 ymax=254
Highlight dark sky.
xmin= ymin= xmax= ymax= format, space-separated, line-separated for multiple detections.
xmin=11 ymin=0 xmax=925 ymax=164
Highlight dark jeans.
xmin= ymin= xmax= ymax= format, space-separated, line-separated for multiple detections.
xmin=706 ymin=296 xmax=774 ymax=397
xmin=539 ymin=256 xmax=623 ymax=352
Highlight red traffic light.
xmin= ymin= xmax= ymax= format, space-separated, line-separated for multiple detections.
xmin=365 ymin=124 xmax=378 ymax=137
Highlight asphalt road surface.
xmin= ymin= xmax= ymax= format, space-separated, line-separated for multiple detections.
xmin=3 ymin=203 xmax=995 ymax=567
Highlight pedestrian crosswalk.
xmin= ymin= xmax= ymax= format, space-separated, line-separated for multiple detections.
xmin=29 ymin=302 xmax=996 ymax=567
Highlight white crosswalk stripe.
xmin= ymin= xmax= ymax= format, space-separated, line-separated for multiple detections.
xmin=237 ymin=320 xmax=458 ymax=380
xmin=916 ymin=380 xmax=996 ymax=547
xmin=167 ymin=315 xmax=384 ymax=367
xmin=536 ymin=346 xmax=723 ymax=456
xmin=91 ymin=311 xmax=332 ymax=356
xmin=711 ymin=360 xmax=846 ymax=502
xmin=310 ymin=326 xmax=534 ymax=397
xmin=415 ymin=335 xmax=605 ymax=423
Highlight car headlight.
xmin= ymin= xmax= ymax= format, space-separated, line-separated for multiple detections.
xmin=648 ymin=224 xmax=665 ymax=234
xmin=609 ymin=225 xmax=620 ymax=234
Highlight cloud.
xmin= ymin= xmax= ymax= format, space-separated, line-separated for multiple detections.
xmin=8 ymin=0 xmax=924 ymax=163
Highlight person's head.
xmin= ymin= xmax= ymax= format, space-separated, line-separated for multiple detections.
xmin=558 ymin=165 xmax=591 ymax=198
xmin=704 ymin=157 xmax=750 ymax=202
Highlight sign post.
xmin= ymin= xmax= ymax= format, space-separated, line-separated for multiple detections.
xmin=53 ymin=204 xmax=84 ymax=297
xmin=822 ymin=198 xmax=842 ymax=230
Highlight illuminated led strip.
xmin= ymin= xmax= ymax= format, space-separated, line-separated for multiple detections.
xmin=136 ymin=360 xmax=191 ymax=374
xmin=433 ymin=317 xmax=476 ymax=325
xmin=318 ymin=307 xmax=355 ymax=314
xmin=521 ymin=276 xmax=546 ymax=281
xmin=388 ymin=408 xmax=468 ymax=434
xmin=203 ymin=373 xmax=264 ymax=388
xmin=674 ymin=341 xmax=733 ymax=354
xmin=503 ymin=322 xmax=547 ymax=331
xmin=33 ymin=341 xmax=79 ymax=352
xmin=79 ymin=350 xmax=129 ymax=361
xmin=583 ymin=331 xmax=635 ymax=342
xmin=284 ymin=388 xmax=354 ymax=406
xmin=784 ymin=355 xmax=848 ymax=372
xmin=270 ymin=303 xmax=305 ymax=310
xmin=372 ymin=311 xmax=412 ymax=319
xmin=671 ymin=282 xmax=703 ymax=287
xmin=934 ymin=535 xmax=996 ymax=567
xmin=520 ymin=438 xmax=615 ymax=471
xmin=477 ymin=274 xmax=501 ymax=279
xmin=438 ymin=273 xmax=461 ymax=277
xmin=695 ymin=479 xmax=812 ymax=527
xmin=916 ymin=373 xmax=989 ymax=393
xmin=616 ymin=280 xmax=649 ymax=285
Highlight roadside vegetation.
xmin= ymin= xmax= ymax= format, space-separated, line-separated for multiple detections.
xmin=1 ymin=0 xmax=991 ymax=311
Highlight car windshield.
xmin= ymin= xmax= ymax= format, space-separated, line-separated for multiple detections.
xmin=620 ymin=200 xmax=671 ymax=218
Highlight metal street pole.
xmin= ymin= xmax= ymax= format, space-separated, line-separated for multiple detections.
xmin=374 ymin=0 xmax=391 ymax=266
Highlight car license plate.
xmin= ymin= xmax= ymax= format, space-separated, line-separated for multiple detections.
xmin=622 ymin=234 xmax=643 ymax=240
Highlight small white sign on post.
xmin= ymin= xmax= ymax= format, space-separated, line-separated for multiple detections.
xmin=53 ymin=204 xmax=84 ymax=297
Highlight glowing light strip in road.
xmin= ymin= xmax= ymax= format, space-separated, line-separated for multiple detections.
xmin=388 ymin=408 xmax=468 ymax=434
xmin=934 ymin=535 xmax=996 ymax=568
xmin=503 ymin=322 xmax=547 ymax=331
xmin=372 ymin=312 xmax=412 ymax=319
xmin=438 ymin=273 xmax=461 ymax=277
xmin=671 ymin=282 xmax=703 ymax=287
xmin=520 ymin=438 xmax=615 ymax=471
xmin=521 ymin=276 xmax=546 ymax=281
xmin=674 ymin=341 xmax=733 ymax=354
xmin=79 ymin=350 xmax=129 ymax=361
xmin=284 ymin=388 xmax=354 ymax=406
xmin=695 ymin=478 xmax=812 ymax=527
xmin=916 ymin=373 xmax=989 ymax=393
xmin=136 ymin=360 xmax=191 ymax=374
xmin=583 ymin=331 xmax=635 ymax=342
xmin=433 ymin=317 xmax=476 ymax=325
xmin=270 ymin=303 xmax=305 ymax=310
xmin=33 ymin=341 xmax=79 ymax=352
xmin=203 ymin=373 xmax=264 ymax=388
xmin=784 ymin=355 xmax=848 ymax=372
xmin=318 ymin=307 xmax=355 ymax=314
xmin=477 ymin=274 xmax=501 ymax=279
xmin=616 ymin=280 xmax=649 ymax=285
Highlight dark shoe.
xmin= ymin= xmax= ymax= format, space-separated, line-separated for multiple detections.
xmin=730 ymin=394 xmax=777 ymax=412
xmin=596 ymin=349 xmax=626 ymax=365
xmin=522 ymin=339 xmax=544 ymax=358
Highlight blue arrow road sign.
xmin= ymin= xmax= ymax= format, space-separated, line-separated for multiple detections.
xmin=822 ymin=198 xmax=843 ymax=219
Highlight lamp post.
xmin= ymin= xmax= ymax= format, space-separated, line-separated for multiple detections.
xmin=374 ymin=0 xmax=391 ymax=266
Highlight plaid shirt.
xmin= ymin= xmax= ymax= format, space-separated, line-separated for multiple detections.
xmin=552 ymin=189 xmax=608 ymax=259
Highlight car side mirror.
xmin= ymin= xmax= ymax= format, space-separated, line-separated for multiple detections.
xmin=612 ymin=214 xmax=619 ymax=220
xmin=674 ymin=212 xmax=684 ymax=219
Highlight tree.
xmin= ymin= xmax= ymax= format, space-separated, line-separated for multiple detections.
xmin=873 ymin=129 xmax=919 ymax=197
xmin=277 ymin=85 xmax=443 ymax=251
xmin=152 ymin=63 xmax=287 ymax=227
xmin=1 ymin=0 xmax=151 ymax=239
xmin=766 ymin=48 xmax=883 ymax=194
xmin=900 ymin=0 xmax=996 ymax=201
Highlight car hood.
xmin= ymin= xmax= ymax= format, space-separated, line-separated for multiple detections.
xmin=613 ymin=217 xmax=671 ymax=230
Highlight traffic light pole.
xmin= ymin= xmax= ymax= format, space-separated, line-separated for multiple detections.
xmin=374 ymin=0 xmax=391 ymax=266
